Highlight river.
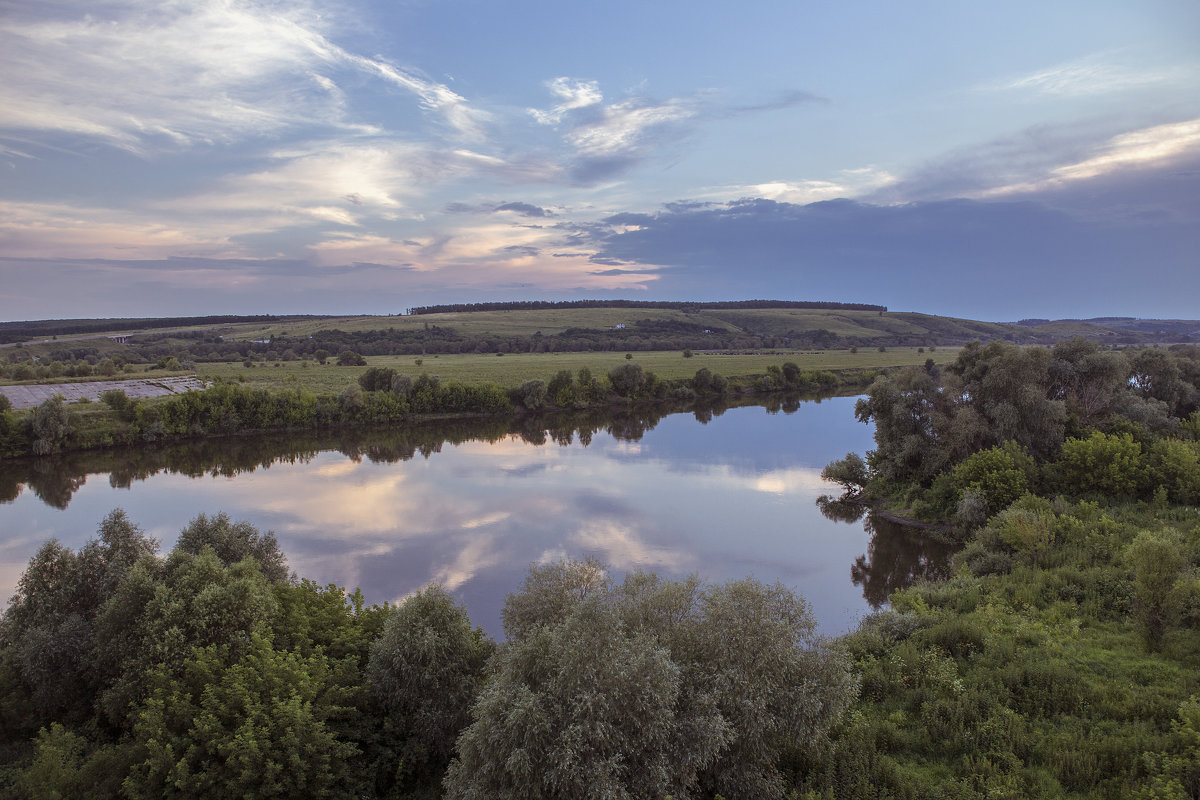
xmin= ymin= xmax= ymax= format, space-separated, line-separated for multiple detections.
xmin=0 ymin=395 xmax=954 ymax=636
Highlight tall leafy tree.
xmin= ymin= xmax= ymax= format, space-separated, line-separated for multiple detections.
xmin=125 ymin=634 xmax=357 ymax=800
xmin=446 ymin=561 xmax=855 ymax=800
xmin=0 ymin=510 xmax=156 ymax=729
xmin=367 ymin=586 xmax=494 ymax=794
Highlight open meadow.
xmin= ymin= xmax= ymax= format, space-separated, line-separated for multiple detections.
xmin=195 ymin=346 xmax=959 ymax=394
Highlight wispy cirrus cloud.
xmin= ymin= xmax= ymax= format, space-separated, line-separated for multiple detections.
xmin=988 ymin=52 xmax=1189 ymax=97
xmin=529 ymin=77 xmax=701 ymax=183
xmin=0 ymin=0 xmax=489 ymax=151
xmin=565 ymin=98 xmax=697 ymax=159
xmin=528 ymin=77 xmax=604 ymax=125
xmin=173 ymin=141 xmax=462 ymax=223
xmin=527 ymin=77 xmax=826 ymax=185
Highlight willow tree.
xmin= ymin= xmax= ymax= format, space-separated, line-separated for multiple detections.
xmin=445 ymin=561 xmax=856 ymax=800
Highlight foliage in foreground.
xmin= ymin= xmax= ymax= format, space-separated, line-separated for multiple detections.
xmin=809 ymin=338 xmax=1200 ymax=799
xmin=448 ymin=561 xmax=854 ymax=799
xmin=0 ymin=513 xmax=853 ymax=799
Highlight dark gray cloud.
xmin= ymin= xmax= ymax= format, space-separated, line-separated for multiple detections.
xmin=587 ymin=268 xmax=655 ymax=276
xmin=445 ymin=200 xmax=555 ymax=217
xmin=867 ymin=118 xmax=1189 ymax=206
xmin=579 ymin=159 xmax=1200 ymax=319
xmin=0 ymin=256 xmax=419 ymax=319
xmin=501 ymin=245 xmax=540 ymax=257
xmin=495 ymin=201 xmax=554 ymax=217
xmin=568 ymin=154 xmax=647 ymax=185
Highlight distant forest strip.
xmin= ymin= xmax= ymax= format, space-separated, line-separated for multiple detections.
xmin=0 ymin=321 xmax=910 ymax=367
xmin=406 ymin=299 xmax=888 ymax=314
xmin=0 ymin=314 xmax=331 ymax=343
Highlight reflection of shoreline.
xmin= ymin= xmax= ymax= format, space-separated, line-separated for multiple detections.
xmin=853 ymin=513 xmax=956 ymax=609
xmin=0 ymin=392 xmax=843 ymax=510
xmin=815 ymin=498 xmax=958 ymax=609
xmin=1 ymin=395 xmax=878 ymax=637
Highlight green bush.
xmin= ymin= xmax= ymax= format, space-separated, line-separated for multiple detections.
xmin=30 ymin=395 xmax=74 ymax=455
xmin=517 ymin=378 xmax=547 ymax=409
xmin=608 ymin=362 xmax=647 ymax=397
xmin=1148 ymin=438 xmax=1200 ymax=504
xmin=1125 ymin=528 xmax=1189 ymax=647
xmin=947 ymin=442 xmax=1035 ymax=518
xmin=357 ymin=366 xmax=397 ymax=392
xmin=1056 ymin=431 xmax=1150 ymax=499
xmin=992 ymin=495 xmax=1056 ymax=562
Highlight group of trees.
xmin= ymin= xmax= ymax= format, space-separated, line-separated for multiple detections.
xmin=0 ymin=512 xmax=855 ymax=798
xmin=834 ymin=339 xmax=1200 ymax=519
xmin=807 ymin=338 xmax=1200 ymax=797
xmin=1 ymin=359 xmax=860 ymax=458
xmin=0 ymin=390 xmax=834 ymax=511
xmin=0 ymin=356 xmax=138 ymax=382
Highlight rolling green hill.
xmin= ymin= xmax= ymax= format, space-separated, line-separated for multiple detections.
xmin=1 ymin=305 xmax=1194 ymax=367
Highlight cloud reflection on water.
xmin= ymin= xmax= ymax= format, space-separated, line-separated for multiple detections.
xmin=0 ymin=398 xmax=883 ymax=634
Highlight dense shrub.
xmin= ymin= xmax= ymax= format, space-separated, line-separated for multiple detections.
xmin=447 ymin=563 xmax=856 ymax=800
xmin=30 ymin=395 xmax=74 ymax=454
xmin=1056 ymin=431 xmax=1150 ymax=499
xmin=357 ymin=366 xmax=398 ymax=392
xmin=517 ymin=378 xmax=547 ymax=409
xmin=607 ymin=362 xmax=647 ymax=397
xmin=946 ymin=441 xmax=1035 ymax=517
xmin=336 ymin=350 xmax=366 ymax=366
xmin=1147 ymin=438 xmax=1200 ymax=504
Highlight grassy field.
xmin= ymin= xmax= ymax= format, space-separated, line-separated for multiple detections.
xmin=195 ymin=347 xmax=959 ymax=394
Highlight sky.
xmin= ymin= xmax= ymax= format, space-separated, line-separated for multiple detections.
xmin=1 ymin=0 xmax=1198 ymax=322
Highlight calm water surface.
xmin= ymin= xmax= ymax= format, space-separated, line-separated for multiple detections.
xmin=0 ymin=397 xmax=953 ymax=636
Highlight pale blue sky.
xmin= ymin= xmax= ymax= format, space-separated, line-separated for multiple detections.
xmin=1 ymin=0 xmax=1197 ymax=320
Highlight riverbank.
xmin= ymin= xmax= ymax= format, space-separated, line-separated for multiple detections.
xmin=798 ymin=339 xmax=1200 ymax=798
xmin=0 ymin=361 xmax=883 ymax=459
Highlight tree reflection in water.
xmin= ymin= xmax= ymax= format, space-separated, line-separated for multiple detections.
xmin=0 ymin=393 xmax=820 ymax=510
xmin=817 ymin=496 xmax=956 ymax=609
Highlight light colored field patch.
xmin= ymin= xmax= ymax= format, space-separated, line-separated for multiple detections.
xmin=0 ymin=376 xmax=208 ymax=409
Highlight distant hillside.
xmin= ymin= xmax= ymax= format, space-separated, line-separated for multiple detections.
xmin=2 ymin=306 xmax=1195 ymax=365
xmin=407 ymin=300 xmax=888 ymax=314
xmin=0 ymin=314 xmax=331 ymax=344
